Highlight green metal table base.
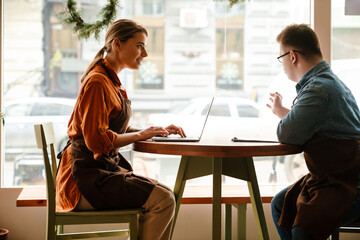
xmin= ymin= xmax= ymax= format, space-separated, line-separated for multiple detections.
xmin=225 ymin=203 xmax=247 ymax=240
xmin=170 ymin=156 xmax=270 ymax=240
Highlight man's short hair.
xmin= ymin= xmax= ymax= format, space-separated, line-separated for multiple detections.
xmin=277 ymin=24 xmax=323 ymax=59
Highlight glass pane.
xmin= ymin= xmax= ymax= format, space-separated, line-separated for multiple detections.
xmin=2 ymin=0 xmax=310 ymax=187
xmin=331 ymin=0 xmax=360 ymax=103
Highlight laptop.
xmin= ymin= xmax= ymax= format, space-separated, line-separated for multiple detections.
xmin=152 ymin=97 xmax=214 ymax=142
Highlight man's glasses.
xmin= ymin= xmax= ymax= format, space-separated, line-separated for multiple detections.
xmin=277 ymin=50 xmax=305 ymax=63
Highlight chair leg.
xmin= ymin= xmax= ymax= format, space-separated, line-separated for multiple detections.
xmin=331 ymin=228 xmax=340 ymax=240
xmin=56 ymin=225 xmax=64 ymax=234
xmin=47 ymin=223 xmax=56 ymax=240
xmin=225 ymin=204 xmax=232 ymax=240
xmin=234 ymin=203 xmax=247 ymax=240
xmin=46 ymin=214 xmax=56 ymax=240
xmin=129 ymin=215 xmax=138 ymax=240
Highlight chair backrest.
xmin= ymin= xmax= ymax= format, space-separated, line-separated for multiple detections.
xmin=34 ymin=122 xmax=57 ymax=213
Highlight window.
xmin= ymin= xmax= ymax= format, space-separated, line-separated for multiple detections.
xmin=143 ymin=0 xmax=164 ymax=16
xmin=331 ymin=1 xmax=360 ymax=82
xmin=2 ymin=0 xmax=312 ymax=187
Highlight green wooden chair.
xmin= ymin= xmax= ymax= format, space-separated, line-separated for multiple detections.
xmin=331 ymin=220 xmax=360 ymax=240
xmin=34 ymin=122 xmax=142 ymax=240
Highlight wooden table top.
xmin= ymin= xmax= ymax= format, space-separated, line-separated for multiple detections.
xmin=133 ymin=138 xmax=303 ymax=158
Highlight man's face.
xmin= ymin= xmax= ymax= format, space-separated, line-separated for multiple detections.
xmin=279 ymin=44 xmax=297 ymax=82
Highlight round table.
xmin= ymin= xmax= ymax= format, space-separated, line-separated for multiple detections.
xmin=133 ymin=139 xmax=302 ymax=240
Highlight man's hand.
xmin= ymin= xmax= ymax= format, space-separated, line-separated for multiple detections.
xmin=266 ymin=92 xmax=290 ymax=119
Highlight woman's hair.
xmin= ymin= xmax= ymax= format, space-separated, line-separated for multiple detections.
xmin=276 ymin=23 xmax=322 ymax=59
xmin=80 ymin=19 xmax=148 ymax=82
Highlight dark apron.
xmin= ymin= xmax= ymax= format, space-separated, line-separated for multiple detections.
xmin=61 ymin=63 xmax=155 ymax=210
xmin=278 ymin=135 xmax=360 ymax=240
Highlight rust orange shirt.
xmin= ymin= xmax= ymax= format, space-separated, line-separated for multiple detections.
xmin=56 ymin=59 xmax=128 ymax=212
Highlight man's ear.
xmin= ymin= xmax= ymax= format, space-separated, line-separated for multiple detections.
xmin=290 ymin=51 xmax=297 ymax=64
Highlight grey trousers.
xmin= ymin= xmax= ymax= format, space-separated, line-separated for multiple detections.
xmin=76 ymin=182 xmax=175 ymax=240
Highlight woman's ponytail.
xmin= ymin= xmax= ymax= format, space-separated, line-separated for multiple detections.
xmin=80 ymin=46 xmax=107 ymax=83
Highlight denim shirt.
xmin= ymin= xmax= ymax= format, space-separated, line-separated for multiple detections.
xmin=277 ymin=60 xmax=360 ymax=145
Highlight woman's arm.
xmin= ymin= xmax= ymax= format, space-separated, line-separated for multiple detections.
xmin=114 ymin=124 xmax=185 ymax=148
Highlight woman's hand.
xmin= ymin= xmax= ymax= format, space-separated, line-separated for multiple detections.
xmin=137 ymin=126 xmax=170 ymax=140
xmin=164 ymin=124 xmax=186 ymax=138
xmin=114 ymin=124 xmax=187 ymax=148
xmin=266 ymin=92 xmax=290 ymax=119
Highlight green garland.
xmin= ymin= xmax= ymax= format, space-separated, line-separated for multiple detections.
xmin=214 ymin=0 xmax=246 ymax=7
xmin=58 ymin=0 xmax=120 ymax=40
xmin=59 ymin=0 xmax=245 ymax=40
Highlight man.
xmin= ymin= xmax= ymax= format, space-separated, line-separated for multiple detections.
xmin=267 ymin=23 xmax=360 ymax=240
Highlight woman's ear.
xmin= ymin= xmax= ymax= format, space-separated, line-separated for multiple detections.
xmin=113 ymin=38 xmax=121 ymax=52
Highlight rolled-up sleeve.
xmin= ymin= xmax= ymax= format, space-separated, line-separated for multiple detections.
xmin=78 ymin=79 xmax=119 ymax=159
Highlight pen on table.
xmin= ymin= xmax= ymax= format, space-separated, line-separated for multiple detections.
xmin=231 ymin=137 xmax=279 ymax=143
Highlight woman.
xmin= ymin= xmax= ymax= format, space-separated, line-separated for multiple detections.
xmin=56 ymin=19 xmax=186 ymax=240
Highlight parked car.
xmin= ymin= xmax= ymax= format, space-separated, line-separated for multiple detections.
xmin=147 ymin=96 xmax=278 ymax=140
xmin=4 ymin=97 xmax=75 ymax=155
xmin=4 ymin=97 xmax=136 ymax=186
xmin=4 ymin=97 xmax=75 ymax=186
xmin=144 ymin=96 xmax=281 ymax=184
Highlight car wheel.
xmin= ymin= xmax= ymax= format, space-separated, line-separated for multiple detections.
xmin=284 ymin=153 xmax=308 ymax=182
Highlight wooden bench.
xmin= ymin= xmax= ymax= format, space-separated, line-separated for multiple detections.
xmin=17 ymin=185 xmax=283 ymax=240
xmin=179 ymin=185 xmax=282 ymax=240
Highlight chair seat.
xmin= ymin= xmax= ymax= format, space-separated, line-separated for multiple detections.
xmin=57 ymin=209 xmax=142 ymax=216
xmin=55 ymin=209 xmax=142 ymax=225
xmin=337 ymin=220 xmax=360 ymax=233
xmin=331 ymin=219 xmax=360 ymax=239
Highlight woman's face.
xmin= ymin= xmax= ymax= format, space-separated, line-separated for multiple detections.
xmin=117 ymin=32 xmax=148 ymax=70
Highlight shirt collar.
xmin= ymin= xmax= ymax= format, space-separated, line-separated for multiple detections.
xmin=100 ymin=58 xmax=122 ymax=86
xmin=96 ymin=59 xmax=128 ymax=99
xmin=296 ymin=60 xmax=330 ymax=93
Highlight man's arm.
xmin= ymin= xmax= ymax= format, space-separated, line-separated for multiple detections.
xmin=277 ymin=89 xmax=327 ymax=145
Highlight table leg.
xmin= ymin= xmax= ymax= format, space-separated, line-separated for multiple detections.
xmin=234 ymin=203 xmax=247 ymax=240
xmin=213 ymin=157 xmax=222 ymax=240
xmin=170 ymin=156 xmax=188 ymax=239
xmin=222 ymin=157 xmax=269 ymax=240
xmin=225 ymin=204 xmax=232 ymax=240
xmin=245 ymin=157 xmax=270 ymax=240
